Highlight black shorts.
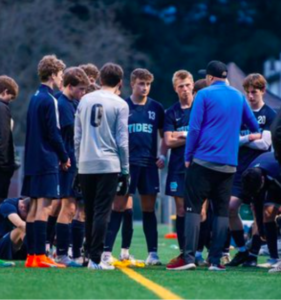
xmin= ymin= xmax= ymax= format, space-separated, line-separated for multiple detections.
xmin=0 ymin=170 xmax=14 ymax=199
xmin=184 ymin=162 xmax=234 ymax=217
xmin=129 ymin=165 xmax=159 ymax=195
xmin=21 ymin=173 xmax=60 ymax=199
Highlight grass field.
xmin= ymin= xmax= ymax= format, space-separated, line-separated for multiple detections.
xmin=0 ymin=224 xmax=280 ymax=299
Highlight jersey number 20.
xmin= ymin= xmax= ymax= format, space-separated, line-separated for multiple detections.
xmin=91 ymin=104 xmax=103 ymax=127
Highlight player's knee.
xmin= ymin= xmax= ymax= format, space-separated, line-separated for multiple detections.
xmin=263 ymin=207 xmax=275 ymax=222
xmin=229 ymin=204 xmax=239 ymax=218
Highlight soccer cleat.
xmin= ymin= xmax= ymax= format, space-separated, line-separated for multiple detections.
xmin=145 ymin=252 xmax=162 ymax=266
xmin=73 ymin=257 xmax=84 ymax=265
xmin=242 ymin=255 xmax=257 ymax=267
xmin=195 ymin=256 xmax=208 ymax=267
xmin=269 ymin=261 xmax=281 ymax=273
xmin=25 ymin=255 xmax=38 ymax=268
xmin=0 ymin=259 xmax=15 ymax=268
xmin=56 ymin=255 xmax=83 ymax=267
xmin=167 ymin=253 xmax=183 ymax=265
xmin=258 ymin=258 xmax=279 ymax=268
xmin=36 ymin=254 xmax=66 ymax=268
xmin=87 ymin=260 xmax=115 ymax=270
xmin=221 ymin=253 xmax=231 ymax=265
xmin=208 ymin=264 xmax=226 ymax=271
xmin=167 ymin=257 xmax=196 ymax=271
xmin=119 ymin=254 xmax=145 ymax=267
xmin=226 ymin=251 xmax=249 ymax=266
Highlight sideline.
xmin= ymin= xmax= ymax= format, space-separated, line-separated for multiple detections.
xmin=119 ymin=267 xmax=183 ymax=300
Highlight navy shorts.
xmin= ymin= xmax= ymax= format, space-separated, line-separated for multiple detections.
xmin=59 ymin=171 xmax=76 ymax=198
xmin=231 ymin=171 xmax=250 ymax=203
xmin=129 ymin=165 xmax=159 ymax=195
xmin=165 ymin=172 xmax=185 ymax=197
xmin=0 ymin=233 xmax=13 ymax=260
xmin=21 ymin=173 xmax=60 ymax=199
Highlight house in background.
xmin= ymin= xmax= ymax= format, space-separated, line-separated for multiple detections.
xmin=228 ymin=62 xmax=281 ymax=110
xmin=263 ymin=57 xmax=281 ymax=99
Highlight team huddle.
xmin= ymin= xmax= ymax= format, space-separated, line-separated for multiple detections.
xmin=0 ymin=55 xmax=281 ymax=274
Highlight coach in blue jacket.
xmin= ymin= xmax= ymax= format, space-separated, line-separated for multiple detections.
xmin=181 ymin=61 xmax=260 ymax=271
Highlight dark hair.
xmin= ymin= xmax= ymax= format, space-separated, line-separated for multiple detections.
xmin=193 ymin=79 xmax=208 ymax=94
xmin=63 ymin=67 xmax=90 ymax=87
xmin=79 ymin=64 xmax=100 ymax=80
xmin=131 ymin=68 xmax=154 ymax=83
xmin=100 ymin=63 xmax=123 ymax=87
xmin=242 ymin=168 xmax=263 ymax=196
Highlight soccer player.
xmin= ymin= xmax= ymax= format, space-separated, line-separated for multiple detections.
xmin=182 ymin=60 xmax=259 ymax=271
xmin=241 ymin=152 xmax=281 ymax=270
xmin=0 ymin=76 xmax=19 ymax=203
xmin=163 ymin=70 xmax=194 ymax=269
xmin=22 ymin=55 xmax=70 ymax=268
xmin=55 ymin=67 xmax=89 ymax=267
xmin=79 ymin=63 xmax=100 ymax=92
xmin=226 ymin=73 xmax=276 ymax=267
xmin=74 ymin=63 xmax=129 ymax=270
xmin=102 ymin=68 xmax=166 ymax=266
xmin=0 ymin=197 xmax=30 ymax=267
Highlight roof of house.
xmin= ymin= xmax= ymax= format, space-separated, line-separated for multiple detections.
xmin=227 ymin=62 xmax=281 ymax=110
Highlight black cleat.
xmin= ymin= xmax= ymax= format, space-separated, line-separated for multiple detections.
xmin=225 ymin=251 xmax=249 ymax=266
xmin=242 ymin=255 xmax=257 ymax=267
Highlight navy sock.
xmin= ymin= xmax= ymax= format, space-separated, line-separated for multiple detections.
xmin=104 ymin=211 xmax=124 ymax=252
xmin=231 ymin=229 xmax=245 ymax=248
xmin=176 ymin=215 xmax=185 ymax=252
xmin=46 ymin=216 xmax=57 ymax=246
xmin=197 ymin=219 xmax=209 ymax=252
xmin=34 ymin=221 xmax=47 ymax=255
xmin=56 ymin=223 xmax=70 ymax=256
xmin=264 ymin=222 xmax=279 ymax=259
xmin=121 ymin=209 xmax=134 ymax=249
xmin=26 ymin=222 xmax=35 ymax=255
xmin=72 ymin=220 xmax=85 ymax=259
xmin=142 ymin=211 xmax=158 ymax=252
xmin=249 ymin=234 xmax=262 ymax=256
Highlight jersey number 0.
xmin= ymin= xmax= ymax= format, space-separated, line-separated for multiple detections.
xmin=91 ymin=104 xmax=103 ymax=127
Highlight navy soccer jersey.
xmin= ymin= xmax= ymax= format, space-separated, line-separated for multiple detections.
xmin=248 ymin=152 xmax=280 ymax=181
xmin=0 ymin=198 xmax=19 ymax=238
xmin=238 ymin=104 xmax=276 ymax=173
xmin=58 ymin=94 xmax=78 ymax=173
xmin=23 ymin=84 xmax=68 ymax=176
xmin=164 ymin=102 xmax=191 ymax=174
xmin=125 ymin=97 xmax=165 ymax=167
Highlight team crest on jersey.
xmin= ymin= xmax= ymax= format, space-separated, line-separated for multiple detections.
xmin=170 ymin=181 xmax=178 ymax=192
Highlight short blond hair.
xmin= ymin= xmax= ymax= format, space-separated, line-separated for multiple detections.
xmin=38 ymin=55 xmax=66 ymax=82
xmin=130 ymin=68 xmax=154 ymax=84
xmin=172 ymin=70 xmax=193 ymax=86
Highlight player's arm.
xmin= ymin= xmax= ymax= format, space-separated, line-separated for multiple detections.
xmin=116 ymin=104 xmax=129 ymax=174
xmin=246 ymin=130 xmax=272 ymax=151
xmin=164 ymin=131 xmax=186 ymax=148
xmin=74 ymin=106 xmax=82 ymax=166
xmin=185 ymin=93 xmax=205 ymax=167
xmin=156 ymin=134 xmax=168 ymax=169
xmin=45 ymin=99 xmax=70 ymax=168
xmin=0 ymin=104 xmax=10 ymax=166
xmin=8 ymin=213 xmax=26 ymax=232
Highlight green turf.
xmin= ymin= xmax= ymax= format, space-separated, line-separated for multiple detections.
xmin=0 ymin=224 xmax=280 ymax=299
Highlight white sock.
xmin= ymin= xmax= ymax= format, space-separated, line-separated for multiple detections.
xmin=121 ymin=248 xmax=129 ymax=257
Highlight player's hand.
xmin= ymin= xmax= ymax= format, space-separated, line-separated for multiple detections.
xmin=156 ymin=155 xmax=166 ymax=169
xmin=185 ymin=161 xmax=190 ymax=168
xmin=116 ymin=173 xmax=130 ymax=196
xmin=61 ymin=158 xmax=71 ymax=171
xmin=249 ymin=133 xmax=262 ymax=141
xmin=173 ymin=131 xmax=187 ymax=140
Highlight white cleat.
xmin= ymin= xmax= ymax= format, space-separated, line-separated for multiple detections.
xmin=145 ymin=252 xmax=162 ymax=266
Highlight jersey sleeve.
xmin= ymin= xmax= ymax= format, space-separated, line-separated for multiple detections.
xmin=263 ymin=108 xmax=277 ymax=130
xmin=157 ymin=104 xmax=165 ymax=130
xmin=0 ymin=202 xmax=17 ymax=218
xmin=164 ymin=109 xmax=175 ymax=132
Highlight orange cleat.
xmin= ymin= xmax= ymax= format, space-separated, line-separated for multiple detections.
xmin=36 ymin=255 xmax=66 ymax=268
xmin=25 ymin=255 xmax=38 ymax=268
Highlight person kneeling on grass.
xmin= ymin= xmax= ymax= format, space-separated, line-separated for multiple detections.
xmin=0 ymin=197 xmax=30 ymax=267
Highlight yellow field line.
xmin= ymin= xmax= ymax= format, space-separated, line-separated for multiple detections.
xmin=119 ymin=267 xmax=183 ymax=300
